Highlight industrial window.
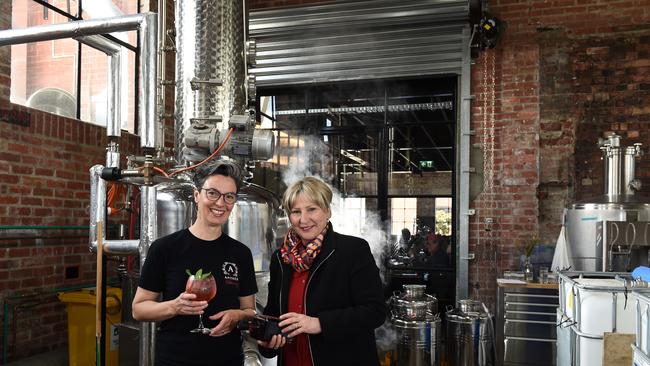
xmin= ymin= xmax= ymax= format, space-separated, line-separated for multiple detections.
xmin=331 ymin=197 xmax=367 ymax=237
xmin=435 ymin=197 xmax=452 ymax=236
xmin=256 ymin=77 xmax=456 ymax=243
xmin=390 ymin=197 xmax=417 ymax=236
xmin=10 ymin=0 xmax=138 ymax=132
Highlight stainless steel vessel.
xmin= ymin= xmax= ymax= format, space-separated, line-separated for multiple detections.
xmin=224 ymin=183 xmax=287 ymax=295
xmin=224 ymin=183 xmax=284 ymax=273
xmin=156 ymin=179 xmax=196 ymax=238
xmin=564 ymin=133 xmax=650 ymax=271
xmin=445 ymin=299 xmax=494 ymax=366
xmin=390 ymin=284 xmax=441 ymax=366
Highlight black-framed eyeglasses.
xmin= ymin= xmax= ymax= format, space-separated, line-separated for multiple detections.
xmin=200 ymin=188 xmax=238 ymax=204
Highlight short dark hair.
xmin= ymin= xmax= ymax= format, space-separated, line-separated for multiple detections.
xmin=192 ymin=160 xmax=244 ymax=192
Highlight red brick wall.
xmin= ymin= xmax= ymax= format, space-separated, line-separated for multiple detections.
xmin=471 ymin=0 xmax=650 ymax=307
xmin=0 ymin=1 xmax=142 ymax=361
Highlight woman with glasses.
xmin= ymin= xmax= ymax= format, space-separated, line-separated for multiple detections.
xmin=132 ymin=161 xmax=258 ymax=366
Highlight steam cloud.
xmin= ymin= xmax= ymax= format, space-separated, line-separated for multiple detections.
xmin=281 ymin=135 xmax=396 ymax=358
xmin=280 ymin=135 xmax=391 ymax=270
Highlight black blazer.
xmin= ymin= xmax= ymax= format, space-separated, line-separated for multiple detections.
xmin=260 ymin=226 xmax=387 ymax=366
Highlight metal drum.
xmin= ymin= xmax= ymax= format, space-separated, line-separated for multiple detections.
xmin=390 ymin=284 xmax=441 ymax=366
xmin=391 ymin=284 xmax=438 ymax=320
xmin=392 ymin=314 xmax=441 ymax=366
xmin=445 ymin=300 xmax=494 ymax=366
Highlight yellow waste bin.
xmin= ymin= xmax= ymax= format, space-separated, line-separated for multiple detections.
xmin=58 ymin=287 xmax=122 ymax=366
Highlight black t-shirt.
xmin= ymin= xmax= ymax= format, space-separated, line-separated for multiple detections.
xmin=139 ymin=229 xmax=258 ymax=366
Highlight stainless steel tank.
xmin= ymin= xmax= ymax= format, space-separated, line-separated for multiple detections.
xmin=154 ymin=180 xmax=285 ymax=275
xmin=565 ymin=200 xmax=650 ymax=271
xmin=565 ymin=133 xmax=650 ymax=271
xmin=174 ymin=0 xmax=247 ymax=164
xmin=156 ymin=179 xmax=196 ymax=238
xmin=224 ymin=183 xmax=287 ymax=312
xmin=224 ymin=183 xmax=286 ymax=274
xmin=445 ymin=300 xmax=494 ymax=366
xmin=390 ymin=284 xmax=441 ymax=366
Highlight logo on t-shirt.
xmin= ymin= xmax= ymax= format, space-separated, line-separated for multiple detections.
xmin=222 ymin=262 xmax=239 ymax=285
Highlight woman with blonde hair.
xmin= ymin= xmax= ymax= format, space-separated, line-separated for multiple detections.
xmin=258 ymin=176 xmax=386 ymax=366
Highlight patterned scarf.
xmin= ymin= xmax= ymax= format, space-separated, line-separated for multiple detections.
xmin=280 ymin=224 xmax=328 ymax=273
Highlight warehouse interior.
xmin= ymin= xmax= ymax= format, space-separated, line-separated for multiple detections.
xmin=1 ymin=0 xmax=650 ymax=365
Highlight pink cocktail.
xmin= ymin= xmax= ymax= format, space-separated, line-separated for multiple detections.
xmin=185 ymin=269 xmax=217 ymax=334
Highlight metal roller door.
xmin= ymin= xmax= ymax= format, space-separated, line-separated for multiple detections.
xmin=249 ymin=0 xmax=470 ymax=86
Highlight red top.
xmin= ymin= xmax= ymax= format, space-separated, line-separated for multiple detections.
xmin=283 ymin=270 xmax=313 ymax=366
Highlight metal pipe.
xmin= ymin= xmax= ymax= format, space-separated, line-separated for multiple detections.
xmin=456 ymin=25 xmax=471 ymax=300
xmin=156 ymin=0 xmax=167 ymax=151
xmin=91 ymin=239 xmax=139 ymax=255
xmin=89 ymin=165 xmax=107 ymax=253
xmin=605 ymin=147 xmax=622 ymax=197
xmin=75 ymin=34 xmax=122 ymax=138
xmin=623 ymin=143 xmax=643 ymax=195
xmin=139 ymin=13 xmax=158 ymax=149
xmin=89 ymin=167 xmax=139 ymax=255
xmin=0 ymin=14 xmax=147 ymax=45
xmin=600 ymin=134 xmax=621 ymax=197
xmin=624 ymin=146 xmax=637 ymax=195
xmin=139 ymin=185 xmax=158 ymax=366
xmin=106 ymin=141 xmax=120 ymax=168
xmin=0 ymin=12 xmax=158 ymax=149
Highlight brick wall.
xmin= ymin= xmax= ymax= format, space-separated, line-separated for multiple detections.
xmin=470 ymin=0 xmax=650 ymax=307
xmin=0 ymin=1 xmax=142 ymax=361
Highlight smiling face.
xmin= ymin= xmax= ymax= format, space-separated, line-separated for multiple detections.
xmin=288 ymin=193 xmax=331 ymax=244
xmin=194 ymin=174 xmax=237 ymax=229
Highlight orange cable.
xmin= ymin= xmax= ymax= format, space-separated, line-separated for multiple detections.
xmin=169 ymin=128 xmax=234 ymax=177
xmin=153 ymin=167 xmax=170 ymax=178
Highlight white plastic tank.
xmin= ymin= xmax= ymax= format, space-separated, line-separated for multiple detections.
xmin=559 ymin=272 xmax=636 ymax=366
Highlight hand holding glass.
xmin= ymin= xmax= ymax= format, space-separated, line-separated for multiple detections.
xmin=185 ymin=269 xmax=217 ymax=334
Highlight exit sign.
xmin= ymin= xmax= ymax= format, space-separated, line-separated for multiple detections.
xmin=419 ymin=160 xmax=434 ymax=168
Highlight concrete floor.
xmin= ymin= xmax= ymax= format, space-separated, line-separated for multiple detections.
xmin=4 ymin=349 xmax=67 ymax=366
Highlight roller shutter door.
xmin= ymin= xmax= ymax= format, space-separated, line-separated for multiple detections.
xmin=249 ymin=0 xmax=470 ymax=86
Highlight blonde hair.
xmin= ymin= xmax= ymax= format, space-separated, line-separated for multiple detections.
xmin=282 ymin=176 xmax=333 ymax=215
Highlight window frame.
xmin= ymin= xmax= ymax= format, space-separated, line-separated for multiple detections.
xmin=10 ymin=0 xmax=139 ymax=132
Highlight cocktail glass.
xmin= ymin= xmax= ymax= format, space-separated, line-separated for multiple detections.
xmin=185 ymin=271 xmax=217 ymax=334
